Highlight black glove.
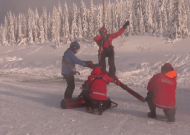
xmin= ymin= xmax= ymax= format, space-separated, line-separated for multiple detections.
xmin=84 ymin=61 xmax=93 ymax=67
xmin=122 ymin=21 xmax=130 ymax=29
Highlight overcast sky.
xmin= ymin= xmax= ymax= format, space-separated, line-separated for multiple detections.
xmin=0 ymin=0 xmax=115 ymax=24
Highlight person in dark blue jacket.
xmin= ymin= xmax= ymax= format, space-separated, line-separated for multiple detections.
xmin=62 ymin=41 xmax=92 ymax=99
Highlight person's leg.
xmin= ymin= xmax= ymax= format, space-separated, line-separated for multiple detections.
xmin=108 ymin=52 xmax=116 ymax=77
xmin=82 ymin=92 xmax=96 ymax=113
xmin=163 ymin=109 xmax=176 ymax=122
xmin=99 ymin=52 xmax=106 ymax=70
xmin=146 ymin=92 xmax=157 ymax=118
xmin=64 ymin=75 xmax=75 ymax=99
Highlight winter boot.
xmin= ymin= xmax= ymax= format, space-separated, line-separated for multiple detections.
xmin=98 ymin=102 xmax=104 ymax=115
xmin=147 ymin=112 xmax=157 ymax=118
xmin=86 ymin=107 xmax=94 ymax=113
xmin=163 ymin=109 xmax=176 ymax=123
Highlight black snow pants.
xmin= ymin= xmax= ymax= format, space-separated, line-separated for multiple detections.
xmin=99 ymin=48 xmax=116 ymax=77
xmin=146 ymin=91 xmax=176 ymax=122
xmin=81 ymin=90 xmax=111 ymax=111
xmin=64 ymin=75 xmax=75 ymax=99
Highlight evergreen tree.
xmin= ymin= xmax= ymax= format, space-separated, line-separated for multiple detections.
xmin=80 ymin=0 xmax=88 ymax=37
xmin=2 ymin=17 xmax=9 ymax=46
xmin=7 ymin=12 xmax=16 ymax=45
xmin=39 ymin=16 xmax=45 ymax=43
xmin=63 ymin=1 xmax=70 ymax=43
xmin=88 ymin=0 xmax=95 ymax=37
xmin=27 ymin=8 xmax=34 ymax=44
xmin=43 ymin=7 xmax=48 ymax=42
xmin=77 ymin=10 xmax=83 ymax=40
xmin=70 ymin=3 xmax=78 ymax=41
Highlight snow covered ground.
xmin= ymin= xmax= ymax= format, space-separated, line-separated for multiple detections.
xmin=0 ymin=35 xmax=190 ymax=135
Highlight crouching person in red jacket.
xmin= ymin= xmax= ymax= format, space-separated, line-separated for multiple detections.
xmin=81 ymin=67 xmax=118 ymax=115
xmin=146 ymin=63 xmax=177 ymax=122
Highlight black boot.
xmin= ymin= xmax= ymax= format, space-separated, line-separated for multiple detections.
xmin=163 ymin=109 xmax=176 ymax=122
xmin=147 ymin=112 xmax=157 ymax=118
xmin=98 ymin=102 xmax=104 ymax=115
xmin=146 ymin=92 xmax=157 ymax=118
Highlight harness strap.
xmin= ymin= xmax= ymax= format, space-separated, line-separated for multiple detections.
xmin=89 ymin=74 xmax=107 ymax=96
xmin=90 ymin=74 xmax=106 ymax=88
xmin=100 ymin=35 xmax=113 ymax=50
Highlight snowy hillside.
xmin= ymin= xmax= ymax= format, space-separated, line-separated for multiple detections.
xmin=1 ymin=35 xmax=190 ymax=135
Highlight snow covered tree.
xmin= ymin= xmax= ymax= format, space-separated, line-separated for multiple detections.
xmin=112 ymin=2 xmax=119 ymax=32
xmin=70 ymin=3 xmax=78 ymax=41
xmin=33 ymin=8 xmax=40 ymax=43
xmin=156 ymin=0 xmax=164 ymax=36
xmin=80 ymin=0 xmax=88 ymax=37
xmin=47 ymin=13 xmax=52 ymax=42
xmin=169 ymin=0 xmax=189 ymax=39
xmin=106 ymin=0 xmax=112 ymax=33
xmin=51 ymin=6 xmax=58 ymax=42
xmin=1 ymin=17 xmax=9 ymax=46
xmin=96 ymin=6 xmax=103 ymax=35
xmin=7 ymin=12 xmax=16 ymax=45
xmin=17 ymin=14 xmax=24 ymax=44
xmin=88 ymin=0 xmax=95 ymax=37
xmin=43 ymin=7 xmax=48 ymax=42
xmin=57 ymin=1 xmax=64 ymax=43
xmin=63 ymin=2 xmax=70 ymax=43
xmin=27 ymin=9 xmax=34 ymax=45
xmin=39 ymin=16 xmax=45 ymax=43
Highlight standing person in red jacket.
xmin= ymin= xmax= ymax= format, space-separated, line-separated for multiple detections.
xmin=93 ymin=21 xmax=130 ymax=77
xmin=81 ymin=67 xmax=118 ymax=115
xmin=146 ymin=63 xmax=177 ymax=122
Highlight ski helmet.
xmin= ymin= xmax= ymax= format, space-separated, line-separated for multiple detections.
xmin=70 ymin=41 xmax=80 ymax=51
xmin=99 ymin=27 xmax=107 ymax=35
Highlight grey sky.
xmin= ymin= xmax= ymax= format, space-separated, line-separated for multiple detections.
xmin=0 ymin=0 xmax=115 ymax=24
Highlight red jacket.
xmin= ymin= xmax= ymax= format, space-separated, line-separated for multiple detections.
xmin=93 ymin=28 xmax=125 ymax=49
xmin=86 ymin=67 xmax=114 ymax=100
xmin=147 ymin=70 xmax=177 ymax=109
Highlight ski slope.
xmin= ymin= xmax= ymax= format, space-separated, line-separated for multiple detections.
xmin=0 ymin=35 xmax=190 ymax=135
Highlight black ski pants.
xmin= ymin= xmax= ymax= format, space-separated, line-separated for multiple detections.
xmin=99 ymin=48 xmax=116 ymax=77
xmin=146 ymin=91 xmax=176 ymax=121
xmin=64 ymin=75 xmax=75 ymax=99
xmin=81 ymin=90 xmax=111 ymax=111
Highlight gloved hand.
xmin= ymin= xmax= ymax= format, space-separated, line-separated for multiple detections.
xmin=84 ymin=61 xmax=93 ymax=67
xmin=113 ymin=76 xmax=119 ymax=83
xmin=122 ymin=21 xmax=130 ymax=29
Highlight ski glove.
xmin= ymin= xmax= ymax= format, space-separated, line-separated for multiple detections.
xmin=84 ymin=61 xmax=93 ymax=67
xmin=84 ymin=61 xmax=99 ymax=69
xmin=122 ymin=21 xmax=130 ymax=29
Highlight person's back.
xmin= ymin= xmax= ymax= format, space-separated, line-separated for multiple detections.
xmin=146 ymin=63 xmax=177 ymax=122
xmin=87 ymin=67 xmax=114 ymax=101
xmin=147 ymin=64 xmax=177 ymax=109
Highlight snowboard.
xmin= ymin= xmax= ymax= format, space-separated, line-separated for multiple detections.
xmin=61 ymin=97 xmax=86 ymax=109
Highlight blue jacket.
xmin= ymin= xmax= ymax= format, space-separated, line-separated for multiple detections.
xmin=62 ymin=49 xmax=85 ymax=76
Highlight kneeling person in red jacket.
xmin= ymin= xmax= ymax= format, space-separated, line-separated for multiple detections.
xmin=146 ymin=63 xmax=177 ymax=122
xmin=81 ymin=67 xmax=117 ymax=115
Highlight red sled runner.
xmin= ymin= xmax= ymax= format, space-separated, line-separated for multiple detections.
xmin=61 ymin=97 xmax=86 ymax=109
